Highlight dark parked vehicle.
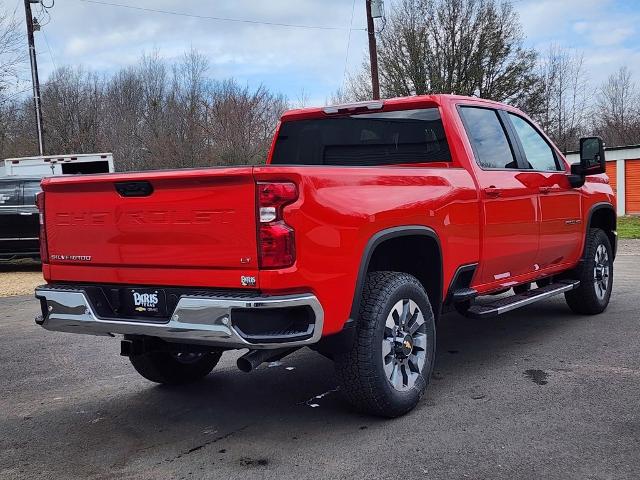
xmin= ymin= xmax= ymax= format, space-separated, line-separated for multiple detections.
xmin=0 ymin=177 xmax=41 ymax=260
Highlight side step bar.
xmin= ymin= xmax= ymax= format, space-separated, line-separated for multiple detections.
xmin=466 ymin=280 xmax=580 ymax=319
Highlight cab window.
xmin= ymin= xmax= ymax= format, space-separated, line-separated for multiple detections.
xmin=459 ymin=107 xmax=518 ymax=169
xmin=22 ymin=181 xmax=41 ymax=207
xmin=271 ymin=108 xmax=451 ymax=166
xmin=508 ymin=113 xmax=561 ymax=171
xmin=0 ymin=182 xmax=20 ymax=207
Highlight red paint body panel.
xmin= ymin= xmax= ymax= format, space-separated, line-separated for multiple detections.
xmin=253 ymin=166 xmax=480 ymax=334
xmin=43 ymin=167 xmax=259 ymax=270
xmin=39 ymin=94 xmax=616 ymax=337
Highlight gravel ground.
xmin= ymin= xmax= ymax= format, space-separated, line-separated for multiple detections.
xmin=0 ymin=261 xmax=43 ymax=297
xmin=617 ymin=238 xmax=640 ymax=255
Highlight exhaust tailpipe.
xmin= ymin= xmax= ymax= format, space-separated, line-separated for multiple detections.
xmin=237 ymin=347 xmax=298 ymax=373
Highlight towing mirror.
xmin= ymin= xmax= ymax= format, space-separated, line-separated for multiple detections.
xmin=576 ymin=136 xmax=606 ymax=176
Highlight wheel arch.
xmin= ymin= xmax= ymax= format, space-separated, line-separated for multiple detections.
xmin=349 ymin=226 xmax=443 ymax=325
xmin=586 ymin=203 xmax=617 ymax=258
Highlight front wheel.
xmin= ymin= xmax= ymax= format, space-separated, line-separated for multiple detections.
xmin=335 ymin=271 xmax=436 ymax=418
xmin=565 ymin=228 xmax=613 ymax=315
xmin=129 ymin=350 xmax=222 ymax=385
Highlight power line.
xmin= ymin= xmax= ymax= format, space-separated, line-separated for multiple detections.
xmin=78 ymin=0 xmax=366 ymax=31
xmin=342 ymin=0 xmax=357 ymax=90
xmin=41 ymin=29 xmax=57 ymax=71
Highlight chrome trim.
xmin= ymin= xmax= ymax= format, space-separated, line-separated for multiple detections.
xmin=35 ymin=287 xmax=324 ymax=349
xmin=0 ymin=237 xmax=39 ymax=241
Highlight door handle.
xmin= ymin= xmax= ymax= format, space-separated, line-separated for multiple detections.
xmin=539 ymin=186 xmax=552 ymax=194
xmin=484 ymin=187 xmax=501 ymax=198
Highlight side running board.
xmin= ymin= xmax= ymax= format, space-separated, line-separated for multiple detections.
xmin=466 ymin=280 xmax=580 ymax=319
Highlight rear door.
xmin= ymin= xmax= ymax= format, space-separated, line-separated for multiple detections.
xmin=505 ymin=112 xmax=582 ymax=269
xmin=458 ymin=106 xmax=540 ymax=288
xmin=0 ymin=180 xmax=21 ymax=252
xmin=17 ymin=180 xmax=41 ymax=247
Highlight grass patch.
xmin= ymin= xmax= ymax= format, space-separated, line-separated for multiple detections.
xmin=618 ymin=216 xmax=640 ymax=239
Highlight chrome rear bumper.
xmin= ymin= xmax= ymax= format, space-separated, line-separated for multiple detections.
xmin=35 ymin=286 xmax=324 ymax=349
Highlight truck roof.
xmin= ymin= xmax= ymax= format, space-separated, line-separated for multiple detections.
xmin=280 ymin=94 xmax=508 ymax=122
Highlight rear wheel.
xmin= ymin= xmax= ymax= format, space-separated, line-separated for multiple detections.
xmin=129 ymin=350 xmax=222 ymax=385
xmin=565 ymin=228 xmax=613 ymax=315
xmin=335 ymin=271 xmax=436 ymax=418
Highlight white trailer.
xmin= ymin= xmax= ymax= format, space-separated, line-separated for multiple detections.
xmin=3 ymin=153 xmax=114 ymax=177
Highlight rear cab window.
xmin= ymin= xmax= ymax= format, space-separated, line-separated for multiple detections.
xmin=271 ymin=108 xmax=451 ymax=166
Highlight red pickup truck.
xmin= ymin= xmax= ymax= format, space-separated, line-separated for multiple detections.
xmin=34 ymin=95 xmax=616 ymax=417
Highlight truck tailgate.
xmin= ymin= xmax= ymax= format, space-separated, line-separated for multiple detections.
xmin=42 ymin=168 xmax=258 ymax=271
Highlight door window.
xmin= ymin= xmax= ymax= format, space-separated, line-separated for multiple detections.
xmin=508 ymin=114 xmax=561 ymax=171
xmin=22 ymin=181 xmax=41 ymax=207
xmin=0 ymin=182 xmax=20 ymax=206
xmin=459 ymin=107 xmax=518 ymax=169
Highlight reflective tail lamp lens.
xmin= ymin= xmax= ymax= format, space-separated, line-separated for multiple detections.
xmin=257 ymin=182 xmax=297 ymax=268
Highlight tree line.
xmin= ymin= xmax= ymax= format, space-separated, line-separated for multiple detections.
xmin=0 ymin=48 xmax=287 ymax=170
xmin=1 ymin=0 xmax=639 ymax=171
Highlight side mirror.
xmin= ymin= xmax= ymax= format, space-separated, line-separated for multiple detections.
xmin=574 ymin=136 xmax=606 ymax=176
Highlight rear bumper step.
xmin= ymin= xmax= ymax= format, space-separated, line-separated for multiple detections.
xmin=466 ymin=280 xmax=580 ymax=319
xmin=35 ymin=285 xmax=324 ymax=349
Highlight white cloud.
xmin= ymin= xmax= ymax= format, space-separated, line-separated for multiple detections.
xmin=519 ymin=0 xmax=640 ymax=85
xmin=35 ymin=0 xmax=369 ymax=99
xmin=518 ymin=0 xmax=608 ymax=39
xmin=25 ymin=0 xmax=640 ymax=100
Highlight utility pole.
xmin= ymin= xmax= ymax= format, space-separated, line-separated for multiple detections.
xmin=365 ymin=0 xmax=380 ymax=100
xmin=23 ymin=0 xmax=45 ymax=156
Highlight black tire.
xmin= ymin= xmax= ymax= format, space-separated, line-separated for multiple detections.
xmin=335 ymin=271 xmax=436 ymax=418
xmin=454 ymin=300 xmax=471 ymax=316
xmin=513 ymin=283 xmax=531 ymax=295
xmin=129 ymin=350 xmax=222 ymax=385
xmin=565 ymin=228 xmax=613 ymax=315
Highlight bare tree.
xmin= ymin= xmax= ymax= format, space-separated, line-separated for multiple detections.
xmin=347 ymin=0 xmax=538 ymax=108
xmin=294 ymin=87 xmax=310 ymax=108
xmin=593 ymin=66 xmax=640 ymax=146
xmin=0 ymin=5 xmax=25 ymax=97
xmin=532 ymin=45 xmax=590 ymax=152
xmin=205 ymin=79 xmax=287 ymax=165
xmin=102 ymin=66 xmax=145 ymax=171
xmin=166 ymin=49 xmax=210 ymax=169
xmin=41 ymin=67 xmax=105 ymax=154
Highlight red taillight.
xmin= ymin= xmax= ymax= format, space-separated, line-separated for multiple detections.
xmin=257 ymin=182 xmax=297 ymax=269
xmin=36 ymin=192 xmax=49 ymax=263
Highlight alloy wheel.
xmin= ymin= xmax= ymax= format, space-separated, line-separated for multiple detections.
xmin=382 ymin=299 xmax=427 ymax=391
xmin=593 ymin=243 xmax=610 ymax=301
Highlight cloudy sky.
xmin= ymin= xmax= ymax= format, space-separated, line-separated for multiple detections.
xmin=5 ymin=0 xmax=640 ymax=105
